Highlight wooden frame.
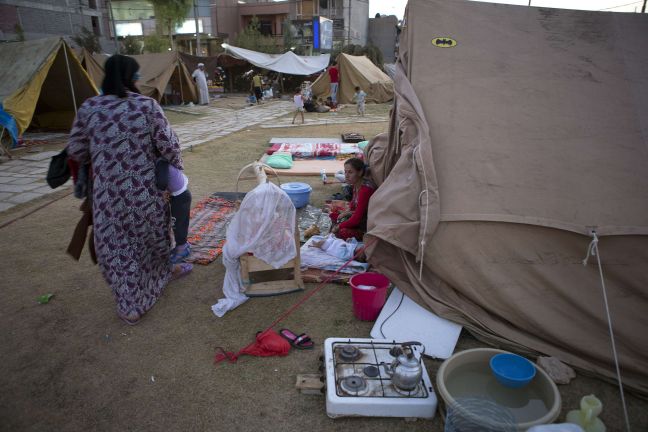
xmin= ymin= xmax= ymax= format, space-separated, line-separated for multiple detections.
xmin=240 ymin=225 xmax=304 ymax=297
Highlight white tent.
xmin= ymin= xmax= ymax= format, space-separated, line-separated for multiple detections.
xmin=221 ymin=44 xmax=329 ymax=75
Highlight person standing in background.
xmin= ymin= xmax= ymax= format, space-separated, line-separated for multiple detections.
xmin=353 ymin=86 xmax=367 ymax=116
xmin=328 ymin=62 xmax=339 ymax=104
xmin=252 ymin=72 xmax=263 ymax=104
xmin=192 ymin=63 xmax=209 ymax=105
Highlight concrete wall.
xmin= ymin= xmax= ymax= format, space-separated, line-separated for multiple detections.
xmin=0 ymin=0 xmax=112 ymax=51
xmin=340 ymin=0 xmax=368 ymax=46
xmin=368 ymin=14 xmax=397 ymax=62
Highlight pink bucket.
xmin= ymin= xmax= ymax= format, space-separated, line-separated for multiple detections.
xmin=349 ymin=272 xmax=390 ymax=321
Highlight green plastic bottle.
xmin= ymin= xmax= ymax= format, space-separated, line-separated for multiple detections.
xmin=566 ymin=395 xmax=606 ymax=432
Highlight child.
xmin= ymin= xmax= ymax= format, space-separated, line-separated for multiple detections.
xmin=292 ymin=89 xmax=305 ymax=124
xmin=157 ymin=160 xmax=192 ymax=264
xmin=353 ymin=86 xmax=367 ymax=116
xmin=168 ymin=164 xmax=192 ymax=263
xmin=246 ymin=92 xmax=257 ymax=105
xmin=309 ymin=234 xmax=360 ymax=261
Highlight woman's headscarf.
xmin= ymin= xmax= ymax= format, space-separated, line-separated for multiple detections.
xmin=101 ymin=54 xmax=140 ymax=98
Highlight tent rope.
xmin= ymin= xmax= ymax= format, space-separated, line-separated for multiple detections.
xmin=582 ymin=231 xmax=631 ymax=432
xmin=414 ymin=145 xmax=430 ymax=280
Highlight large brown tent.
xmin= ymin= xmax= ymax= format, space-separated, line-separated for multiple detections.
xmin=0 ymin=38 xmax=98 ymax=143
xmin=311 ymin=53 xmax=393 ymax=104
xmin=79 ymin=51 xmax=197 ymax=104
xmin=366 ymin=0 xmax=648 ymax=395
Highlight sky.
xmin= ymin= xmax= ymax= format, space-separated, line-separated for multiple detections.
xmin=369 ymin=0 xmax=645 ymax=19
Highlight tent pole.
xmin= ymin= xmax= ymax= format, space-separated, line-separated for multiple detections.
xmin=62 ymin=44 xmax=78 ymax=114
xmin=178 ymin=63 xmax=185 ymax=104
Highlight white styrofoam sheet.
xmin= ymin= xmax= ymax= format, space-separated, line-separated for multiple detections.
xmin=269 ymin=137 xmax=343 ymax=144
xmin=370 ymin=287 xmax=462 ymax=360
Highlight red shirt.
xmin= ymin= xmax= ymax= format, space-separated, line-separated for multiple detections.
xmin=338 ymin=184 xmax=375 ymax=230
xmin=329 ymin=66 xmax=339 ymax=83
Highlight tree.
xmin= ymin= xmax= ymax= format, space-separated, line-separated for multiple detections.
xmin=330 ymin=44 xmax=385 ymax=70
xmin=144 ymin=34 xmax=170 ymax=53
xmin=72 ymin=27 xmax=101 ymax=53
xmin=151 ymin=0 xmax=192 ymax=50
xmin=235 ymin=16 xmax=281 ymax=54
xmin=122 ymin=35 xmax=142 ymax=55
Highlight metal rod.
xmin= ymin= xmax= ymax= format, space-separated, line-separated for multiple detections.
xmin=62 ymin=42 xmax=78 ymax=114
xmin=642 ymin=0 xmax=646 ymax=13
xmin=194 ymin=0 xmax=202 ymax=55
xmin=178 ymin=63 xmax=185 ymax=103
xmin=107 ymin=0 xmax=119 ymax=54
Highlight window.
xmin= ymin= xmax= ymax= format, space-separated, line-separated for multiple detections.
xmin=88 ymin=0 xmax=97 ymax=9
xmin=91 ymin=16 xmax=101 ymax=35
xmin=259 ymin=20 xmax=273 ymax=36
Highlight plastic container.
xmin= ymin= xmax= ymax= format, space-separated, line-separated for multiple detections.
xmin=280 ymin=182 xmax=312 ymax=208
xmin=528 ymin=424 xmax=585 ymax=432
xmin=349 ymin=272 xmax=390 ymax=321
xmin=490 ymin=353 xmax=536 ymax=388
xmin=445 ymin=397 xmax=516 ymax=432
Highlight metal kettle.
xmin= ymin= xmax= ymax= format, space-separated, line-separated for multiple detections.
xmin=382 ymin=342 xmax=423 ymax=391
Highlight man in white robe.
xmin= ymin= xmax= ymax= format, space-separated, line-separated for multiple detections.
xmin=192 ymin=63 xmax=209 ymax=105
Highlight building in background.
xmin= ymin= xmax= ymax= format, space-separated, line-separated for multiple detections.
xmin=214 ymin=0 xmax=368 ymax=52
xmin=368 ymin=14 xmax=398 ymax=63
xmin=0 ymin=0 xmax=111 ymax=49
xmin=0 ymin=0 xmax=369 ymax=55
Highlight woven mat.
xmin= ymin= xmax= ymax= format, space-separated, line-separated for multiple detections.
xmin=185 ymin=192 xmax=244 ymax=265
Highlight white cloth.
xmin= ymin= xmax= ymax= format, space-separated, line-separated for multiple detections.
xmin=212 ymin=182 xmax=297 ymax=317
xmin=192 ymin=69 xmax=209 ymax=105
xmin=222 ymin=44 xmax=330 ymax=75
xmin=319 ymin=234 xmax=357 ymax=261
xmin=300 ymin=236 xmax=368 ymax=274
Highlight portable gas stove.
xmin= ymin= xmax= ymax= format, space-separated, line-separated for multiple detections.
xmin=323 ymin=337 xmax=437 ymax=419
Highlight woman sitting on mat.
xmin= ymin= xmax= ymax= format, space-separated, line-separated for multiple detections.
xmin=329 ymin=158 xmax=376 ymax=241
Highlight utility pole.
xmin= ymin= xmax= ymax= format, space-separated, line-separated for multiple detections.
xmin=107 ymin=0 xmax=119 ymax=53
xmin=194 ymin=0 xmax=201 ymax=55
xmin=347 ymin=0 xmax=351 ymax=45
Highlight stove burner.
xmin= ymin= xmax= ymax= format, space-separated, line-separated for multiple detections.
xmin=392 ymin=382 xmax=422 ymax=396
xmin=363 ymin=365 xmax=379 ymax=378
xmin=339 ymin=375 xmax=368 ymax=395
xmin=338 ymin=345 xmax=362 ymax=362
xmin=389 ymin=346 xmax=404 ymax=357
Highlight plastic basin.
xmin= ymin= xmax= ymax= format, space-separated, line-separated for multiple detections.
xmin=280 ymin=182 xmax=312 ymax=208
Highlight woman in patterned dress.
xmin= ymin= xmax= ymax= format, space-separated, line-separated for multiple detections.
xmin=68 ymin=55 xmax=191 ymax=325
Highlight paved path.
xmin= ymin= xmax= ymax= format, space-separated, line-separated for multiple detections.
xmin=0 ymin=151 xmax=66 ymax=213
xmin=170 ymin=101 xmax=295 ymax=149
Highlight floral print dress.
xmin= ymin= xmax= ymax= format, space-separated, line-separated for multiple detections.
xmin=68 ymin=92 xmax=183 ymax=319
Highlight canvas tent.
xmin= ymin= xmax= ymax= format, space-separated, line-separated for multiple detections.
xmin=311 ymin=53 xmax=393 ymax=104
xmin=221 ymin=44 xmax=329 ymax=75
xmin=74 ymin=48 xmax=107 ymax=89
xmin=78 ymin=51 xmax=197 ymax=105
xmin=0 ymin=38 xmax=98 ymax=144
xmin=366 ymin=0 xmax=648 ymax=395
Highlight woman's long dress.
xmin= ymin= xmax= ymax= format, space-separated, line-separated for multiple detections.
xmin=68 ymin=92 xmax=183 ymax=318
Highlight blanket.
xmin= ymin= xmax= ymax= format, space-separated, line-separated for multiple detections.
xmin=266 ymin=143 xmax=364 ymax=159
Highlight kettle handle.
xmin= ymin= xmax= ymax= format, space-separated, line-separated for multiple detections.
xmin=401 ymin=342 xmax=425 ymax=357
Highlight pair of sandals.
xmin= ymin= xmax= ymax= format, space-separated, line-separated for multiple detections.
xmin=279 ymin=328 xmax=314 ymax=350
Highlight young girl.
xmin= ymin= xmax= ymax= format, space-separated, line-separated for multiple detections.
xmin=292 ymin=89 xmax=305 ymax=125
xmin=157 ymin=159 xmax=192 ymax=264
xmin=329 ymin=158 xmax=376 ymax=240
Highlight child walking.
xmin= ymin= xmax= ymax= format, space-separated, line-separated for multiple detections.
xmin=353 ymin=86 xmax=367 ymax=116
xmin=292 ymin=89 xmax=305 ymax=124
xmin=157 ymin=159 xmax=193 ymax=265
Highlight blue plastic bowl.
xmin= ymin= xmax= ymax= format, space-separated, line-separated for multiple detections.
xmin=489 ymin=353 xmax=536 ymax=388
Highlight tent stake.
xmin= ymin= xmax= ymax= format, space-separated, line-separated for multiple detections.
xmin=62 ymin=43 xmax=78 ymax=114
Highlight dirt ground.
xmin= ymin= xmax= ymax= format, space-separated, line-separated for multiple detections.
xmin=0 ymin=105 xmax=646 ymax=431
